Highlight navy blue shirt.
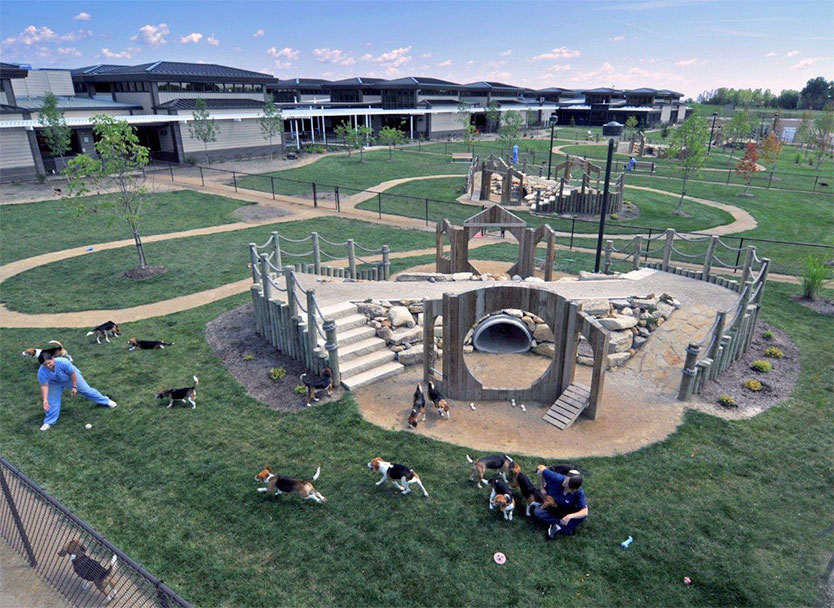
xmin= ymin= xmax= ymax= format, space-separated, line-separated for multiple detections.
xmin=541 ymin=469 xmax=587 ymax=512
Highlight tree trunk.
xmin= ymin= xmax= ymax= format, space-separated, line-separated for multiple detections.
xmin=269 ymin=136 xmax=273 ymax=159
xmin=204 ymin=142 xmax=210 ymax=167
xmin=132 ymin=230 xmax=148 ymax=268
xmin=674 ymin=173 xmax=688 ymax=214
xmin=388 ymin=145 xmax=392 ymax=161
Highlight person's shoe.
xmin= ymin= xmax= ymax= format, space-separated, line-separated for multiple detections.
xmin=547 ymin=523 xmax=562 ymax=540
xmin=106 ymin=400 xmax=117 ymax=408
xmin=39 ymin=423 xmax=51 ymax=431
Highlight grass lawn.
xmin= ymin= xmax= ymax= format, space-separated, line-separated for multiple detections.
xmin=0 ymin=279 xmax=831 ymax=607
xmin=235 ymin=149 xmax=468 ymax=196
xmin=0 ymin=190 xmax=254 ymax=265
xmin=1 ymin=217 xmax=435 ymax=314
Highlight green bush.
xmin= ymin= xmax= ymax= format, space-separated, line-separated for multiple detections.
xmin=762 ymin=330 xmax=774 ymax=341
xmin=801 ymin=256 xmax=831 ymax=301
xmin=764 ymin=346 xmax=784 ymax=358
xmin=293 ymin=385 xmax=307 ymax=395
xmin=242 ymin=354 xmax=255 ymax=361
xmin=743 ymin=378 xmax=763 ymax=392
xmin=185 ymin=156 xmax=197 ymax=166
xmin=718 ymin=395 xmax=737 ymax=407
xmin=751 ymin=360 xmax=772 ymax=373
xmin=610 ymin=214 xmax=619 ymax=220
xmin=269 ymin=366 xmax=286 ymax=380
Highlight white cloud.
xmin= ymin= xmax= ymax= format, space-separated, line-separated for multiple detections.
xmin=437 ymin=59 xmax=452 ymax=67
xmin=609 ymin=35 xmax=626 ymax=42
xmin=675 ymin=58 xmax=698 ymax=66
xmin=56 ymin=47 xmax=81 ymax=57
xmin=253 ymin=29 xmax=264 ymax=38
xmin=786 ymin=50 xmax=799 ymax=57
xmin=1 ymin=25 xmax=92 ymax=47
xmin=269 ymin=46 xmax=300 ymax=60
xmin=101 ymin=47 xmax=136 ymax=60
xmin=570 ymin=61 xmax=615 ymax=83
xmin=791 ymin=56 xmax=826 ymax=70
xmin=72 ymin=12 xmax=91 ymax=21
xmin=532 ymin=46 xmax=581 ymax=61
xmin=466 ymin=60 xmax=474 ymax=68
xmin=356 ymin=45 xmax=414 ymax=75
xmin=180 ymin=32 xmax=203 ymax=44
xmin=206 ymin=33 xmax=219 ymax=46
xmin=313 ymin=47 xmax=356 ymax=65
xmin=130 ymin=23 xmax=169 ymax=47
xmin=420 ymin=52 xmax=432 ymax=59
xmin=485 ymin=59 xmax=507 ymax=69
xmin=765 ymin=51 xmax=779 ymax=57
xmin=501 ymin=49 xmax=513 ymax=56
xmin=544 ymin=63 xmax=572 ymax=73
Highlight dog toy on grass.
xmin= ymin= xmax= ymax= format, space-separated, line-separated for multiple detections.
xmin=620 ymin=536 xmax=633 ymax=549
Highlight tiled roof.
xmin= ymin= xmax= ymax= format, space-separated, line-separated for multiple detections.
xmin=582 ymin=87 xmax=624 ymax=95
xmin=72 ymin=61 xmax=273 ymax=80
xmin=153 ymin=98 xmax=265 ymax=111
xmin=464 ymin=81 xmax=523 ymax=91
xmin=14 ymin=96 xmax=141 ymax=111
xmin=329 ymin=77 xmax=385 ymax=87
xmin=380 ymin=76 xmax=462 ymax=88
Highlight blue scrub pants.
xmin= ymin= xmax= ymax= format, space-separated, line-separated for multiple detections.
xmin=44 ymin=372 xmax=110 ymax=425
xmin=532 ymin=505 xmax=586 ymax=535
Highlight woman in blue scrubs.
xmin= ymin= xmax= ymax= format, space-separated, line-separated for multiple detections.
xmin=37 ymin=352 xmax=116 ymax=431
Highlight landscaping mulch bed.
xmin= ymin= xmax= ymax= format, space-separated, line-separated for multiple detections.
xmin=232 ymin=204 xmax=291 ymax=222
xmin=120 ymin=265 xmax=167 ymax=280
xmin=695 ymin=321 xmax=800 ymax=419
xmin=206 ymin=302 xmax=339 ymax=412
xmin=791 ymin=295 xmax=834 ymax=316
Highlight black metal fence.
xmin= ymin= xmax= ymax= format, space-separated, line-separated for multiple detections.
xmin=0 ymin=456 xmax=190 ymax=608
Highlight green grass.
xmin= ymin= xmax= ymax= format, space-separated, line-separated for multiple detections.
xmin=235 ymin=149 xmax=468 ymax=196
xmin=0 ymin=190 xmax=253 ymax=265
xmin=0 ymin=280 xmax=831 ymax=606
xmin=1 ymin=218 xmax=435 ymax=314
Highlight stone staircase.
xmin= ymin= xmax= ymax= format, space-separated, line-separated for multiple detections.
xmin=543 ymin=382 xmax=590 ymax=429
xmin=301 ymin=301 xmax=404 ymax=391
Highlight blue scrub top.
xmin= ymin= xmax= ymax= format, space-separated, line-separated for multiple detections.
xmin=541 ymin=469 xmax=587 ymax=511
xmin=37 ymin=358 xmax=77 ymax=386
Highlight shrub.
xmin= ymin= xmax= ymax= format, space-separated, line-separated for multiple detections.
xmin=743 ymin=378 xmax=763 ymax=392
xmin=184 ymin=156 xmax=197 ymax=166
xmin=794 ymin=152 xmax=801 ymax=164
xmin=242 ymin=354 xmax=255 ymax=361
xmin=801 ymin=256 xmax=831 ymax=301
xmin=269 ymin=366 xmax=286 ymax=380
xmin=762 ymin=330 xmax=774 ymax=341
xmin=293 ymin=385 xmax=307 ymax=395
xmin=718 ymin=395 xmax=737 ymax=407
xmin=751 ymin=360 xmax=772 ymax=373
xmin=764 ymin=346 xmax=784 ymax=358
xmin=610 ymin=214 xmax=619 ymax=220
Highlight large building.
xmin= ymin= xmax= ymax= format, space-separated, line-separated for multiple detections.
xmin=0 ymin=59 xmax=689 ymax=182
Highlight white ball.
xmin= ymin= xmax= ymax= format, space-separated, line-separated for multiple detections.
xmin=85 ymin=423 xmax=92 ymax=430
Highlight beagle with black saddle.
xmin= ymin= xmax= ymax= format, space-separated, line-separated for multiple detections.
xmin=254 ymin=466 xmax=326 ymax=503
xmin=367 ymin=456 xmax=429 ymax=497
xmin=488 ymin=477 xmax=516 ymax=521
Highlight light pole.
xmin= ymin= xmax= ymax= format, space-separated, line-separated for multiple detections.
xmin=772 ymin=112 xmax=779 ymax=137
xmin=546 ymin=113 xmax=558 ymax=180
xmin=708 ymin=111 xmax=718 ymax=155
xmin=595 ymin=121 xmax=623 ymax=273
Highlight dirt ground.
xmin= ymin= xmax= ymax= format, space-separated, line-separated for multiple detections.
xmin=693 ymin=322 xmax=801 ymax=419
xmin=398 ymin=259 xmax=571 ymax=281
xmin=205 ymin=303 xmax=341 ymax=412
xmin=232 ymin=204 xmax=291 ymax=222
xmin=791 ymin=295 xmax=834 ymax=316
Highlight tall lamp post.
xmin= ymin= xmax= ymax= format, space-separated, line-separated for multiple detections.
xmin=708 ymin=111 xmax=718 ymax=155
xmin=546 ymin=113 xmax=558 ymax=180
xmin=595 ymin=121 xmax=623 ymax=273
xmin=772 ymin=112 xmax=779 ymax=137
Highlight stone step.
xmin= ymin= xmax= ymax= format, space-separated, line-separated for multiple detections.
xmin=331 ymin=325 xmax=376 ymax=347
xmin=341 ymin=361 xmax=405 ymax=390
xmin=338 ymin=337 xmax=387 ymax=362
xmin=334 ymin=313 xmax=369 ymax=332
xmin=319 ymin=301 xmax=358 ymax=321
xmin=339 ymin=349 xmax=397 ymax=378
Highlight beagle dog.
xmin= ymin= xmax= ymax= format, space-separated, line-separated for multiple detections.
xmin=86 ymin=321 xmax=120 ymax=344
xmin=427 ymin=381 xmax=450 ymax=419
xmin=488 ymin=478 xmax=516 ymax=521
xmin=300 ymin=368 xmax=333 ymax=407
xmin=408 ymin=384 xmax=426 ymax=429
xmin=128 ymin=338 xmax=173 ymax=350
xmin=56 ymin=540 xmax=118 ymax=602
xmin=367 ymin=457 xmax=429 ymax=497
xmin=514 ymin=471 xmax=545 ymax=516
xmin=254 ymin=466 xmax=326 ymax=503
xmin=22 ymin=340 xmax=72 ymax=362
xmin=156 ymin=376 xmax=198 ymax=408
xmin=466 ymin=454 xmax=519 ymax=486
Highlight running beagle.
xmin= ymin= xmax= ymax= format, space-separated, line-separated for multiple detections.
xmin=86 ymin=321 xmax=120 ymax=344
xmin=408 ymin=384 xmax=426 ymax=429
xmin=367 ymin=457 xmax=429 ymax=497
xmin=466 ymin=454 xmax=520 ymax=486
xmin=488 ymin=478 xmax=516 ymax=521
xmin=22 ymin=340 xmax=72 ymax=362
xmin=254 ymin=466 xmax=326 ymax=503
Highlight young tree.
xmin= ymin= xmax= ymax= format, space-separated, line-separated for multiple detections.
xmin=456 ymin=101 xmax=476 ymax=151
xmin=760 ymin=132 xmax=783 ymax=171
xmin=624 ymin=115 xmax=639 ymax=137
xmin=485 ymin=100 xmax=501 ymax=133
xmin=722 ymin=110 xmax=752 ymax=159
xmin=333 ymin=121 xmax=354 ymax=157
xmin=735 ymin=142 xmax=759 ymax=196
xmin=188 ymin=98 xmax=219 ymax=166
xmin=796 ymin=110 xmax=813 ymax=154
xmin=497 ymin=110 xmax=523 ymax=159
xmin=356 ymin=125 xmax=374 ymax=162
xmin=810 ymin=107 xmax=834 ymax=170
xmin=569 ymin=116 xmax=576 ymax=129
xmin=377 ymin=126 xmax=404 ymax=160
xmin=259 ymin=94 xmax=283 ymax=159
xmin=64 ymin=115 xmax=152 ymax=269
xmin=667 ymin=114 xmax=709 ymax=214
xmin=38 ymin=92 xmax=72 ymax=173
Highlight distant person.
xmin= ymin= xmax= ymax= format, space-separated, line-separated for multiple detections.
xmin=36 ymin=353 xmax=116 ymax=431
xmin=532 ymin=465 xmax=588 ymax=540
xmin=512 ymin=144 xmax=519 ymax=165
xmin=626 ymin=157 xmax=637 ymax=171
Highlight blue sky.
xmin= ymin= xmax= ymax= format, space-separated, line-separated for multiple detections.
xmin=1 ymin=0 xmax=832 ymax=97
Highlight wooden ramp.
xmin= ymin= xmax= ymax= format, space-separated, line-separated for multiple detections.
xmin=543 ymin=382 xmax=590 ymax=429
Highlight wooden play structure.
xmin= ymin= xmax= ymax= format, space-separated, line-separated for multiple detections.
xmin=435 ymin=205 xmax=556 ymax=280
xmin=422 ymin=284 xmax=609 ymax=428
xmin=468 ymin=154 xmax=526 ymax=205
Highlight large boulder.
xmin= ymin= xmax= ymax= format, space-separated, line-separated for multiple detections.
xmin=356 ymin=303 xmax=386 ymax=318
xmin=395 ymin=272 xmax=450 ymax=282
xmin=388 ymin=306 xmax=415 ymax=328
xmin=577 ymin=298 xmax=611 ymax=316
xmin=397 ymin=344 xmax=424 ymax=366
xmin=607 ymin=330 xmax=634 ymax=353
xmin=533 ymin=323 xmax=555 ymax=342
xmin=607 ymin=352 xmax=632 ymax=368
xmin=532 ymin=342 xmax=555 ymax=358
xmin=390 ymin=326 xmax=423 ymax=346
xmin=598 ymin=315 xmax=639 ymax=331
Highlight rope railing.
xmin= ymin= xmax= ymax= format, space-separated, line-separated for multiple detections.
xmin=670 ymin=244 xmax=706 ymax=259
xmin=711 ymin=252 xmax=741 ymax=268
xmin=715 ymin=238 xmax=745 ymax=252
xmin=317 ymin=236 xmax=350 ymax=247
xmin=610 ymin=236 xmax=639 ymax=254
xmin=675 ymin=233 xmax=711 ymax=243
xmin=277 ymin=234 xmax=313 ymax=244
xmin=353 ymin=242 xmax=385 ymax=253
xmin=281 ymin=249 xmax=315 ymax=258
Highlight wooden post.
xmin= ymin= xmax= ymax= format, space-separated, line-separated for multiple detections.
xmin=259 ymin=254 xmax=272 ymax=300
xmin=271 ymin=232 xmax=281 ymax=270
xmin=662 ymin=228 xmax=675 ymax=271
xmin=545 ymin=231 xmax=555 ymax=281
xmin=754 ymin=259 xmax=770 ymax=305
xmin=739 ymin=245 xmax=755 ymax=288
xmin=249 ymin=243 xmax=259 ymax=283
xmin=708 ymin=311 xmax=727 ymax=360
xmin=307 ymin=289 xmax=318 ymax=369
xmin=633 ymin=235 xmax=642 ymax=270
xmin=603 ymin=240 xmax=614 ymax=274
xmin=311 ymin=232 xmax=321 ymax=275
xmin=677 ymin=343 xmax=701 ymax=401
xmin=284 ymin=266 xmax=297 ymax=318
xmin=324 ymin=319 xmax=340 ymax=386
xmin=347 ymin=239 xmax=357 ymax=279
xmin=703 ymin=235 xmax=718 ymax=280
xmin=381 ymin=245 xmax=390 ymax=280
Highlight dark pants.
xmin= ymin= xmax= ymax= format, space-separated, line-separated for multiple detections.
xmin=531 ymin=505 xmax=586 ymax=535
